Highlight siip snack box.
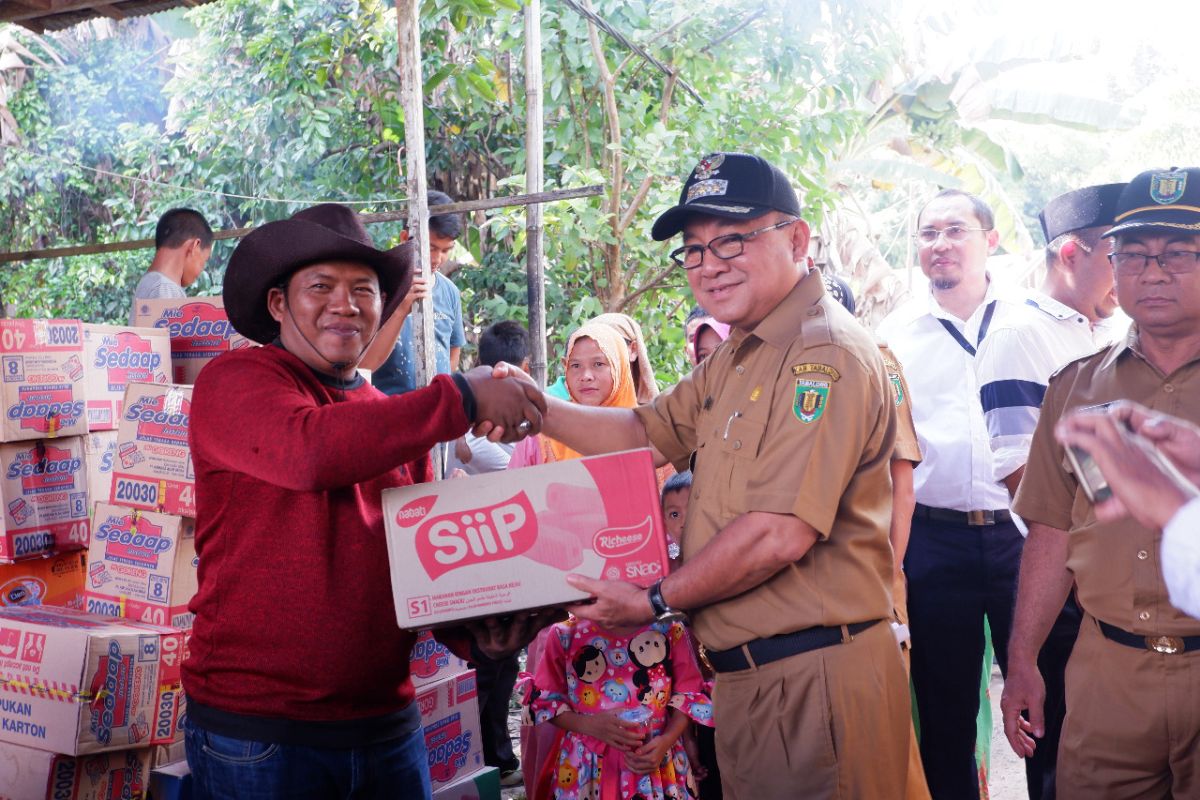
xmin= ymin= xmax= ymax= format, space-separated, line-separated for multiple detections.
xmin=84 ymin=504 xmax=197 ymax=632
xmin=108 ymin=383 xmax=194 ymax=518
xmin=0 ymin=551 xmax=87 ymax=610
xmin=82 ymin=324 xmax=172 ymax=432
xmin=0 ymin=437 xmax=91 ymax=564
xmin=0 ymin=605 xmax=184 ymax=755
xmin=384 ymin=449 xmax=668 ymax=628
xmin=0 ymin=319 xmax=87 ymax=443
xmin=0 ymin=740 xmax=151 ymax=800
xmin=418 ymin=670 xmax=484 ymax=791
xmin=129 ymin=297 xmax=251 ymax=385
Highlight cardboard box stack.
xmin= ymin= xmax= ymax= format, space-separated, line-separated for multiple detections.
xmin=129 ymin=297 xmax=250 ymax=385
xmin=0 ymin=320 xmax=92 ymax=566
xmin=81 ymin=324 xmax=171 ymax=432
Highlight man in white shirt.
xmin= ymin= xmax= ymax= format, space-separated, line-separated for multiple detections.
xmin=975 ymin=184 xmax=1125 ymax=800
xmin=877 ymin=189 xmax=1028 ymax=800
xmin=132 ymin=208 xmax=213 ymax=300
xmin=1055 ymin=402 xmax=1200 ymax=619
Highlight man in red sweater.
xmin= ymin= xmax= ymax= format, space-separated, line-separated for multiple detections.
xmin=182 ymin=204 xmax=547 ymax=799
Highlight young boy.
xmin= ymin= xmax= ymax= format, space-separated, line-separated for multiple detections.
xmin=661 ymin=470 xmax=691 ymax=563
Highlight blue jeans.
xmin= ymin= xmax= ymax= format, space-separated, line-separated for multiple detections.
xmin=185 ymin=719 xmax=432 ymax=800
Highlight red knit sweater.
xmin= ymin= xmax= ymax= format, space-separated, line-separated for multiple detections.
xmin=182 ymin=345 xmax=470 ymax=725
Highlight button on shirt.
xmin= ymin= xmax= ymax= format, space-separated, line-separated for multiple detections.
xmin=1013 ymin=329 xmax=1200 ymax=635
xmin=876 ymin=278 xmax=1023 ymax=512
xmin=976 ymin=290 xmax=1125 ymax=482
xmin=634 ymin=271 xmax=897 ymax=650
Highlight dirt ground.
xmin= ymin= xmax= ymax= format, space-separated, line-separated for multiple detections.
xmin=500 ymin=663 xmax=1030 ymax=800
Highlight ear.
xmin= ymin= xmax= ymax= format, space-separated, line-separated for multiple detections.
xmin=267 ymin=286 xmax=287 ymax=325
xmin=1058 ymin=239 xmax=1080 ymax=269
xmin=985 ymin=228 xmax=1000 ymax=253
xmin=791 ymin=218 xmax=812 ymax=265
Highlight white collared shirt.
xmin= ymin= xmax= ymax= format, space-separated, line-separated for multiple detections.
xmin=877 ymin=277 xmax=1025 ymax=512
xmin=976 ymin=290 xmax=1128 ymax=482
xmin=1163 ymin=498 xmax=1200 ymax=618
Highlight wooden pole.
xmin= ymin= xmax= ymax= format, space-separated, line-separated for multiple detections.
xmin=524 ymin=0 xmax=547 ymax=387
xmin=0 ymin=186 xmax=603 ymax=265
xmin=395 ymin=0 xmax=441 ymax=477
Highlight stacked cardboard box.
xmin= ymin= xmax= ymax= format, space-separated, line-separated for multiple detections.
xmin=129 ymin=297 xmax=250 ymax=385
xmin=0 ymin=320 xmax=91 ymax=566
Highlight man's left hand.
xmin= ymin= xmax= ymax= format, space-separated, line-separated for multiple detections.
xmin=565 ymin=575 xmax=656 ymax=628
xmin=465 ymin=608 xmax=564 ymax=660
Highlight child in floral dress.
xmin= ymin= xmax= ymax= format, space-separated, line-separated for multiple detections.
xmin=520 ymin=616 xmax=712 ymax=800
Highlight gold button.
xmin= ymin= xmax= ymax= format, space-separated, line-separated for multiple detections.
xmin=733 ymin=440 xmax=742 ymax=450
xmin=735 ymin=365 xmax=745 ymax=375
xmin=1138 ymin=549 xmax=1149 ymax=560
xmin=1165 ymin=385 xmax=1175 ymax=393
xmin=1139 ymin=611 xmax=1151 ymax=621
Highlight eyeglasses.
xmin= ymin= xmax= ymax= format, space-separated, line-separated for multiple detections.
xmin=1108 ymin=251 xmax=1200 ymax=276
xmin=669 ymin=218 xmax=798 ymax=269
xmin=913 ymin=225 xmax=992 ymax=246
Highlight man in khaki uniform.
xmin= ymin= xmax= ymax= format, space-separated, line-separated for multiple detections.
xmin=1004 ymin=167 xmax=1200 ymax=798
xmin=530 ymin=152 xmax=912 ymax=798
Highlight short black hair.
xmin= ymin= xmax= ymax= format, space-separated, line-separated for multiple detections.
xmin=428 ymin=191 xmax=463 ymax=240
xmin=478 ymin=320 xmax=529 ymax=368
xmin=685 ymin=306 xmax=708 ymax=325
xmin=662 ymin=470 xmax=692 ymax=501
xmin=1045 ymin=228 xmax=1107 ymax=270
xmin=917 ymin=189 xmax=995 ymax=231
xmin=155 ymin=208 xmax=214 ymax=250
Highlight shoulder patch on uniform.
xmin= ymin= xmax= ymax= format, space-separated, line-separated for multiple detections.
xmin=889 ymin=371 xmax=904 ymax=406
xmin=793 ymin=378 xmax=830 ymax=423
xmin=791 ymin=362 xmax=841 ymax=381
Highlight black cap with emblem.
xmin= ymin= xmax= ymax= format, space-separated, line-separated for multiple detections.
xmin=1038 ymin=183 xmax=1125 ymax=242
xmin=1104 ymin=167 xmax=1200 ymax=238
xmin=651 ymin=152 xmax=802 ymax=241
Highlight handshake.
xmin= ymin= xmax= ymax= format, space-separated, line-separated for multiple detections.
xmin=459 ymin=362 xmax=548 ymax=443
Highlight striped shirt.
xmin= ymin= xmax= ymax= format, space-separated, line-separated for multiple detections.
xmin=976 ymin=290 xmax=1126 ymax=483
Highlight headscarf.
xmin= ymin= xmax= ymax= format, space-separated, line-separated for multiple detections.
xmin=542 ymin=323 xmax=637 ymax=464
xmin=590 ymin=312 xmax=659 ymax=403
xmin=692 ymin=319 xmax=731 ymax=362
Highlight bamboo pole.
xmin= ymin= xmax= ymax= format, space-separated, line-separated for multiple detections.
xmin=0 ymin=186 xmax=603 ymax=265
xmin=395 ymin=0 xmax=440 ymax=476
xmin=524 ymin=0 xmax=547 ymax=387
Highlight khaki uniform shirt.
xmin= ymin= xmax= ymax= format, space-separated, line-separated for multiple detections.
xmin=635 ymin=270 xmax=897 ymax=650
xmin=880 ymin=342 xmax=922 ymax=464
xmin=1013 ymin=328 xmax=1200 ymax=635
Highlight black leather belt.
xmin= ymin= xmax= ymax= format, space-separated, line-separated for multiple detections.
xmin=1098 ymin=619 xmax=1200 ymax=655
xmin=914 ymin=503 xmax=1012 ymax=527
xmin=705 ymin=620 xmax=882 ymax=673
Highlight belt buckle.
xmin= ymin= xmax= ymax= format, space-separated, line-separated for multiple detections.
xmin=967 ymin=509 xmax=994 ymax=526
xmin=1146 ymin=635 xmax=1185 ymax=655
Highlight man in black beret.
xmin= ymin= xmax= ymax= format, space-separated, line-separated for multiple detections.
xmin=974 ymin=183 xmax=1124 ymax=800
xmin=1005 ymin=168 xmax=1200 ymax=796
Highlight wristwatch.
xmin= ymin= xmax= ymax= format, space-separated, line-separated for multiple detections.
xmin=647 ymin=578 xmax=684 ymax=622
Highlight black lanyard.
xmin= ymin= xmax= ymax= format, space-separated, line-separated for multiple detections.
xmin=938 ymin=300 xmax=996 ymax=357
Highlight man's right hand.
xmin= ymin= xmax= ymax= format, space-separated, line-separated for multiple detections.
xmin=1117 ymin=401 xmax=1200 ymax=486
xmin=462 ymin=363 xmax=546 ymax=444
xmin=400 ymin=276 xmax=431 ymax=315
xmin=1001 ymin=659 xmax=1045 ymax=759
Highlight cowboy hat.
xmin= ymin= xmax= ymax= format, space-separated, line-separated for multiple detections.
xmin=223 ymin=203 xmax=414 ymax=344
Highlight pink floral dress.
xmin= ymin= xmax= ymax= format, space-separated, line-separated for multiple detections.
xmin=519 ymin=618 xmax=713 ymax=800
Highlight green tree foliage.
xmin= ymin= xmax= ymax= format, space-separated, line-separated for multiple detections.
xmin=0 ymin=0 xmax=896 ymax=382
